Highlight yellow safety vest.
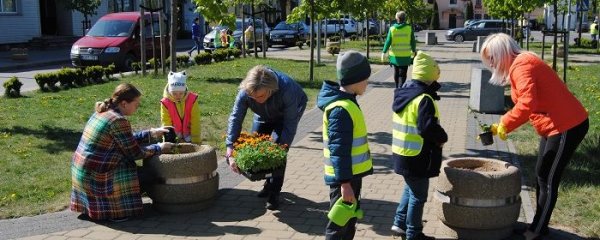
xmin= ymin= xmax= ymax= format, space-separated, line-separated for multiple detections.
xmin=389 ymin=26 xmax=413 ymax=58
xmin=591 ymin=23 xmax=598 ymax=35
xmin=392 ymin=94 xmax=440 ymax=156
xmin=323 ymin=99 xmax=373 ymax=178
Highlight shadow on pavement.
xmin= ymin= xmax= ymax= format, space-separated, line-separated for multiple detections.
xmin=102 ymin=189 xmax=267 ymax=237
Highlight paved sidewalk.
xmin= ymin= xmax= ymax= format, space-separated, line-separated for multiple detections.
xmin=4 ymin=43 xmax=589 ymax=240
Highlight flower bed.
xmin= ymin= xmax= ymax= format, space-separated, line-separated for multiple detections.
xmin=232 ymin=132 xmax=287 ymax=181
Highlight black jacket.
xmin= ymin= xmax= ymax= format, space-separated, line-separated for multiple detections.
xmin=392 ymin=80 xmax=448 ymax=178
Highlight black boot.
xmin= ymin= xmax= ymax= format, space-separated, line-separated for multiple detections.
xmin=256 ymin=182 xmax=270 ymax=198
xmin=266 ymin=193 xmax=279 ymax=210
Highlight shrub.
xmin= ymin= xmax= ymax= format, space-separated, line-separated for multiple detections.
xmin=176 ymin=54 xmax=190 ymax=67
xmin=349 ymin=34 xmax=358 ymax=41
xmin=104 ymin=63 xmax=116 ymax=80
xmin=212 ymin=49 xmax=228 ymax=62
xmin=131 ymin=62 xmax=140 ymax=74
xmin=194 ymin=52 xmax=212 ymax=65
xmin=327 ymin=46 xmax=340 ymax=56
xmin=296 ymin=41 xmax=304 ymax=49
xmin=148 ymin=58 xmax=157 ymax=68
xmin=3 ymin=76 xmax=23 ymax=98
xmin=74 ymin=68 xmax=87 ymax=86
xmin=328 ymin=36 xmax=341 ymax=42
xmin=232 ymin=132 xmax=287 ymax=173
xmin=56 ymin=68 xmax=76 ymax=88
xmin=230 ymin=48 xmax=242 ymax=58
xmin=85 ymin=66 xmax=104 ymax=83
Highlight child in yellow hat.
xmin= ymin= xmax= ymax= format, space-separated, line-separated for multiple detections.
xmin=389 ymin=51 xmax=447 ymax=240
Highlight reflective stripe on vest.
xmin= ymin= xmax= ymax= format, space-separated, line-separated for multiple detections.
xmin=323 ymin=99 xmax=373 ymax=177
xmin=389 ymin=26 xmax=412 ymax=58
xmin=160 ymin=92 xmax=198 ymax=139
xmin=392 ymin=94 xmax=440 ymax=156
xmin=591 ymin=23 xmax=599 ymax=35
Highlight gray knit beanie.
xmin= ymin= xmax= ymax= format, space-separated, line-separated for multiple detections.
xmin=336 ymin=51 xmax=371 ymax=86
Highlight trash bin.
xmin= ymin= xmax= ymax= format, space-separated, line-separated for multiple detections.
xmin=469 ymin=66 xmax=505 ymax=113
xmin=435 ymin=158 xmax=521 ymax=240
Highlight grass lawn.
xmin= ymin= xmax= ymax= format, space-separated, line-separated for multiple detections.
xmin=522 ymin=41 xmax=600 ymax=55
xmin=509 ymin=64 xmax=600 ymax=237
xmin=0 ymin=57 xmax=336 ymax=219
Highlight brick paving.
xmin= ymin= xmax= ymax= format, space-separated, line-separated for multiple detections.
xmin=8 ymin=42 xmax=588 ymax=240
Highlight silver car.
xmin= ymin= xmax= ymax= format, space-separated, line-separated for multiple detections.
xmin=203 ymin=18 xmax=270 ymax=51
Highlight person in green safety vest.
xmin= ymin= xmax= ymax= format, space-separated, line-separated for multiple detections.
xmin=317 ymin=51 xmax=373 ymax=240
xmin=590 ymin=19 xmax=598 ymax=43
xmin=390 ymin=51 xmax=447 ymax=240
xmin=382 ymin=11 xmax=416 ymax=88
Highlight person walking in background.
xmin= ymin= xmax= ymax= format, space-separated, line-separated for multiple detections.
xmin=317 ymin=51 xmax=373 ymax=240
xmin=225 ymin=65 xmax=308 ymax=210
xmin=160 ymin=71 xmax=201 ymax=144
xmin=188 ymin=17 xmax=203 ymax=57
xmin=71 ymin=83 xmax=173 ymax=222
xmin=590 ymin=18 xmax=598 ymax=43
xmin=244 ymin=23 xmax=255 ymax=53
xmin=382 ymin=11 xmax=416 ymax=88
xmin=480 ymin=33 xmax=589 ymax=240
xmin=390 ymin=51 xmax=446 ymax=240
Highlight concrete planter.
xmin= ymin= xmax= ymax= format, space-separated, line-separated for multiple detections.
xmin=435 ymin=158 xmax=521 ymax=240
xmin=144 ymin=143 xmax=219 ymax=213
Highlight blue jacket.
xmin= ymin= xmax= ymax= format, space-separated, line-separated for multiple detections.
xmin=317 ymin=81 xmax=372 ymax=185
xmin=392 ymin=80 xmax=448 ymax=178
xmin=192 ymin=23 xmax=201 ymax=38
xmin=226 ymin=69 xmax=308 ymax=148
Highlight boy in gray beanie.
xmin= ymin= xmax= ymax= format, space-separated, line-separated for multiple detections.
xmin=317 ymin=50 xmax=373 ymax=240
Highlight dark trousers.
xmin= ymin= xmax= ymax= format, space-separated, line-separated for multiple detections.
xmin=393 ymin=65 xmax=409 ymax=88
xmin=529 ymin=118 xmax=588 ymax=235
xmin=325 ymin=178 xmax=363 ymax=240
xmin=188 ymin=36 xmax=203 ymax=55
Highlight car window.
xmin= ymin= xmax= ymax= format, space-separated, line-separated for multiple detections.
xmin=476 ymin=22 xmax=485 ymax=28
xmin=274 ymin=22 xmax=293 ymax=30
xmin=88 ymin=20 xmax=135 ymax=37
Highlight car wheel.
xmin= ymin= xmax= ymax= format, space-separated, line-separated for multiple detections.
xmin=121 ymin=53 xmax=135 ymax=72
xmin=454 ymin=34 xmax=464 ymax=43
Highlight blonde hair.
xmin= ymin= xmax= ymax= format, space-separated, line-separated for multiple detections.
xmin=239 ymin=65 xmax=279 ymax=95
xmin=480 ymin=33 xmax=522 ymax=86
xmin=95 ymin=83 xmax=141 ymax=113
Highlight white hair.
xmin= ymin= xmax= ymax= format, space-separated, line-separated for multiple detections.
xmin=480 ymin=33 xmax=522 ymax=86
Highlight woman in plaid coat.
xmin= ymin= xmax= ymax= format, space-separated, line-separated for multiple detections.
xmin=71 ymin=83 xmax=172 ymax=221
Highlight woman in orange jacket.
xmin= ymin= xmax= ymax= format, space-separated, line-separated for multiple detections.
xmin=480 ymin=33 xmax=588 ymax=240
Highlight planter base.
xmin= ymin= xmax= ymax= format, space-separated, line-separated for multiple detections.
xmin=242 ymin=166 xmax=285 ymax=182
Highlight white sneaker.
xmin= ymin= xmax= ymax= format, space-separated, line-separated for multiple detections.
xmin=391 ymin=225 xmax=406 ymax=236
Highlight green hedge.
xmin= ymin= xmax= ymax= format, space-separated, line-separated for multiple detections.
xmin=3 ymin=76 xmax=23 ymax=98
xmin=194 ymin=52 xmax=212 ymax=65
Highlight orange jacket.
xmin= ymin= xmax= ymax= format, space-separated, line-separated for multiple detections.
xmin=502 ymin=52 xmax=588 ymax=137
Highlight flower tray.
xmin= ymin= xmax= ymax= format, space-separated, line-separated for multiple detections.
xmin=241 ymin=166 xmax=285 ymax=182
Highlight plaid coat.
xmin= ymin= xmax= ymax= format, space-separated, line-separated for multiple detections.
xmin=70 ymin=109 xmax=159 ymax=220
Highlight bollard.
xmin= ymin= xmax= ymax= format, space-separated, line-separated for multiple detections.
xmin=144 ymin=143 xmax=219 ymax=213
xmin=435 ymin=158 xmax=521 ymax=240
xmin=476 ymin=36 xmax=487 ymax=52
xmin=469 ymin=67 xmax=504 ymax=113
xmin=426 ymin=31 xmax=437 ymax=45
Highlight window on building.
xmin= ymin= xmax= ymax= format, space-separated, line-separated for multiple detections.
xmin=450 ymin=0 xmax=457 ymax=4
xmin=1 ymin=0 xmax=17 ymax=13
xmin=109 ymin=0 xmax=135 ymax=13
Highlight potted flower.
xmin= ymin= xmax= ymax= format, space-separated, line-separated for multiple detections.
xmin=469 ymin=107 xmax=494 ymax=146
xmin=229 ymin=132 xmax=287 ymax=181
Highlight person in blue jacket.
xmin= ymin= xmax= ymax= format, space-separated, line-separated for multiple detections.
xmin=317 ymin=51 xmax=373 ymax=240
xmin=188 ymin=17 xmax=204 ymax=56
xmin=225 ymin=65 xmax=308 ymax=210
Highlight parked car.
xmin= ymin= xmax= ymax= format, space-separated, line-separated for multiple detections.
xmin=268 ymin=21 xmax=309 ymax=48
xmin=315 ymin=18 xmax=358 ymax=36
xmin=357 ymin=19 xmax=379 ymax=35
xmin=445 ymin=19 xmax=509 ymax=42
xmin=203 ymin=18 xmax=270 ymax=51
xmin=70 ymin=12 xmax=167 ymax=71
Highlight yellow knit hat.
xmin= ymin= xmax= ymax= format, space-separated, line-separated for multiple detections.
xmin=411 ymin=51 xmax=440 ymax=83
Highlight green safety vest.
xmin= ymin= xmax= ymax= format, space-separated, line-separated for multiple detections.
xmin=389 ymin=26 xmax=413 ymax=58
xmin=591 ymin=23 xmax=598 ymax=35
xmin=392 ymin=94 xmax=440 ymax=156
xmin=323 ymin=99 xmax=373 ymax=178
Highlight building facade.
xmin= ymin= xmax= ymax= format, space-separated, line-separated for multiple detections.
xmin=430 ymin=0 xmax=544 ymax=29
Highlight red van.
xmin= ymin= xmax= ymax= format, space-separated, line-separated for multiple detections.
xmin=70 ymin=12 xmax=168 ymax=71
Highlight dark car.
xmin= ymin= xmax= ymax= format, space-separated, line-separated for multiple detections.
xmin=269 ymin=21 xmax=309 ymax=48
xmin=445 ymin=20 xmax=509 ymax=42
